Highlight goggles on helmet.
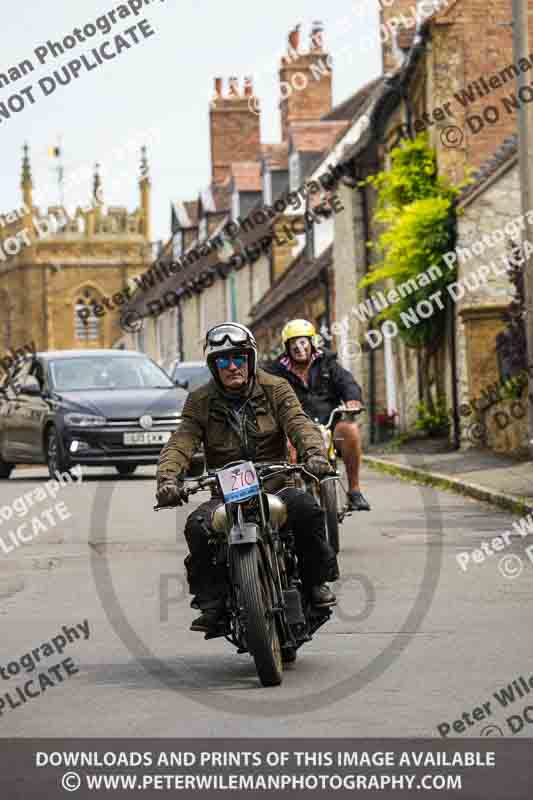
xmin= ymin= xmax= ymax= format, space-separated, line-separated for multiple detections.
xmin=205 ymin=323 xmax=250 ymax=349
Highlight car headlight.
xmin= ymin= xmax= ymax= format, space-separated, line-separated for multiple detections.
xmin=64 ymin=413 xmax=106 ymax=427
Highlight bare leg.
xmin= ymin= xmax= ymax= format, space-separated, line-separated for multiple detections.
xmin=333 ymin=421 xmax=362 ymax=492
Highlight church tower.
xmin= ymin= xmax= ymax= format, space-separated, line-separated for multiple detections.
xmin=0 ymin=143 xmax=152 ymax=355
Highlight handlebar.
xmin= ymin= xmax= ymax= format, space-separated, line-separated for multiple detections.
xmin=153 ymin=462 xmax=320 ymax=511
xmin=322 ymin=405 xmax=366 ymax=430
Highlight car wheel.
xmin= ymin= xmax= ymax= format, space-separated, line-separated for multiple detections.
xmin=46 ymin=427 xmax=69 ymax=479
xmin=0 ymin=457 xmax=14 ymax=479
xmin=115 ymin=464 xmax=137 ymax=477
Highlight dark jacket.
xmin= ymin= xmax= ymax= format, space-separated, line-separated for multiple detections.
xmin=157 ymin=368 xmax=326 ymax=483
xmin=264 ymin=349 xmax=362 ymax=425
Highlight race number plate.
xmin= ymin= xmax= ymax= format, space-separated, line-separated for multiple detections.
xmin=217 ymin=461 xmax=260 ymax=503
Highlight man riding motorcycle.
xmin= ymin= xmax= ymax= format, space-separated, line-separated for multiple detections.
xmin=156 ymin=322 xmax=339 ymax=634
xmin=265 ymin=319 xmax=371 ymax=512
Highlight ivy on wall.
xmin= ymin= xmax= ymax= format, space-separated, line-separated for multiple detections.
xmin=359 ymin=135 xmax=466 ymax=348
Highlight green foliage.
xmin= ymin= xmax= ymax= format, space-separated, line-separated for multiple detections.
xmin=415 ymin=397 xmax=451 ymax=437
xmin=360 ymin=136 xmax=467 ymax=347
xmin=500 ymin=370 xmax=528 ymax=401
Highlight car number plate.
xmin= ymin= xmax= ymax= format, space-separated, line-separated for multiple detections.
xmin=217 ymin=461 xmax=260 ymax=503
xmin=123 ymin=431 xmax=171 ymax=445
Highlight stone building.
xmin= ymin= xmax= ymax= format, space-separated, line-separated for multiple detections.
xmin=452 ymin=135 xmax=528 ymax=454
xmin=330 ymin=0 xmax=531 ymax=445
xmin=122 ymin=24 xmax=343 ymax=364
xmin=0 ymin=145 xmax=151 ymax=357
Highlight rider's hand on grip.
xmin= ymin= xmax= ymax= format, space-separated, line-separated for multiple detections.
xmin=305 ymin=455 xmax=332 ymax=478
xmin=156 ymin=477 xmax=187 ymax=507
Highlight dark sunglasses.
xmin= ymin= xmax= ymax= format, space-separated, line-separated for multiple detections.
xmin=215 ymin=354 xmax=248 ymax=369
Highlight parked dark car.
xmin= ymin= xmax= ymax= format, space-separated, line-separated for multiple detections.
xmin=168 ymin=360 xmax=211 ymax=392
xmin=0 ymin=349 xmax=204 ymax=479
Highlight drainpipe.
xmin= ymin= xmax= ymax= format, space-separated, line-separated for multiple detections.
xmin=177 ymin=294 xmax=184 ymax=362
xmin=321 ymin=267 xmax=331 ymax=331
xmin=360 ymin=181 xmax=376 ymax=445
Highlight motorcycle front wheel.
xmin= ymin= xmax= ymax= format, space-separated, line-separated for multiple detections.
xmin=232 ymin=544 xmax=283 ymax=687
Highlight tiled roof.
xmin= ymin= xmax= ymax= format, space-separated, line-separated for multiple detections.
xmin=230 ymin=162 xmax=262 ymax=192
xmin=321 ymin=77 xmax=384 ymax=122
xmin=458 ymin=135 xmax=518 ymax=204
xmin=250 ymin=244 xmax=333 ymax=323
xmin=289 ymin=121 xmax=349 ymax=154
xmin=261 ymin=143 xmax=289 ymax=170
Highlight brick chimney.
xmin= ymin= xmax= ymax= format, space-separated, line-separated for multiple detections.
xmin=279 ymin=22 xmax=332 ymax=142
xmin=209 ymin=76 xmax=261 ymax=185
xmin=380 ymin=0 xmax=423 ymax=74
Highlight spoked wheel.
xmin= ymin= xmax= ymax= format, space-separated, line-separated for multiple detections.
xmin=320 ymin=477 xmax=340 ymax=554
xmin=232 ymin=544 xmax=283 ymax=687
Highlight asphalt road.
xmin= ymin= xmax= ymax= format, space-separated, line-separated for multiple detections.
xmin=1 ymin=463 xmax=532 ymax=738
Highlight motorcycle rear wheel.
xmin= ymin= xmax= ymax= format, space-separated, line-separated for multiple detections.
xmin=232 ymin=544 xmax=283 ymax=687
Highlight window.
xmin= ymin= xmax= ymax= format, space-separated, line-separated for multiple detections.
xmin=199 ymin=216 xmax=208 ymax=241
xmin=263 ymin=169 xmax=272 ymax=206
xmin=172 ymin=231 xmax=183 ymax=260
xmin=75 ymin=288 xmax=101 ymax=342
xmin=289 ymin=152 xmax=300 ymax=192
xmin=0 ymin=290 xmax=11 ymax=351
xmin=232 ymin=191 xmax=240 ymax=220
xmin=225 ymin=274 xmax=238 ymax=321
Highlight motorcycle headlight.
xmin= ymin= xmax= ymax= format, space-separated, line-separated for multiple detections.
xmin=64 ymin=413 xmax=106 ymax=427
xmin=211 ymin=504 xmax=230 ymax=533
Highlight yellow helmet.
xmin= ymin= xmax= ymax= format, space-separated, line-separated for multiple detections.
xmin=281 ymin=319 xmax=317 ymax=346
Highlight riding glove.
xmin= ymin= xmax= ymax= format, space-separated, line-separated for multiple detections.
xmin=156 ymin=476 xmax=187 ymax=506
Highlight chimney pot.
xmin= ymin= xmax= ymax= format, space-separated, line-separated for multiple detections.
xmin=228 ymin=76 xmax=239 ymax=96
xmin=311 ymin=21 xmax=324 ymax=50
xmin=214 ymin=76 xmax=223 ymax=96
xmin=288 ymin=25 xmax=300 ymax=53
xmin=243 ymin=76 xmax=253 ymax=96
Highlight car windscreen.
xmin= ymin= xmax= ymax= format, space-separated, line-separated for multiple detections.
xmin=172 ymin=364 xmax=211 ymax=391
xmin=48 ymin=356 xmax=175 ymax=391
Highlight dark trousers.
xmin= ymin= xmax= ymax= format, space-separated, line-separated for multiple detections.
xmin=183 ymin=488 xmax=339 ymax=608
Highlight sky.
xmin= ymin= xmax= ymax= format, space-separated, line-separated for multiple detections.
xmin=0 ymin=1 xmax=381 ymax=243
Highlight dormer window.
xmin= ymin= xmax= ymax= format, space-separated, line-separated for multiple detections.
xmin=263 ymin=169 xmax=272 ymax=206
xmin=289 ymin=152 xmax=300 ymax=192
xmin=199 ymin=216 xmax=208 ymax=241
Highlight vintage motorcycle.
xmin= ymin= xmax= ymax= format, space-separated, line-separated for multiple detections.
xmin=155 ymin=460 xmax=334 ymax=688
xmin=289 ymin=405 xmax=366 ymax=554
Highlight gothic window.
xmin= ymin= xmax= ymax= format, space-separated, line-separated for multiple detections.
xmin=75 ymin=288 xmax=101 ymax=342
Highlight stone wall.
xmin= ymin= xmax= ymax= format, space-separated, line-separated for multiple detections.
xmin=454 ymin=161 xmax=522 ymax=450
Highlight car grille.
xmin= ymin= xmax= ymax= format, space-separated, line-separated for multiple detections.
xmin=103 ymin=415 xmax=181 ymax=431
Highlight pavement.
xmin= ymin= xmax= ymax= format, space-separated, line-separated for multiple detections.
xmin=1 ymin=464 xmax=533 ymax=738
xmin=365 ymin=436 xmax=533 ymax=515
